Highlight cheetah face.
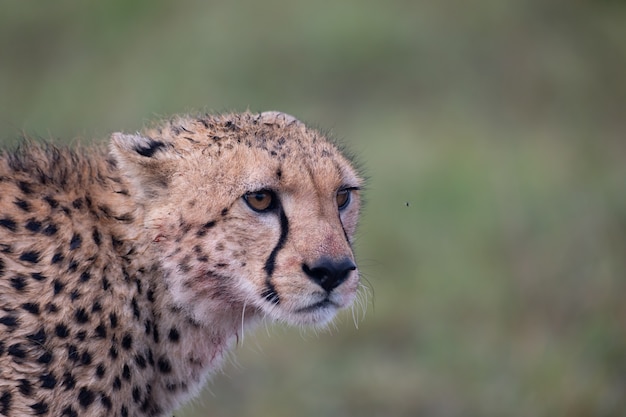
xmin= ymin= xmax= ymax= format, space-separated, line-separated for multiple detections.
xmin=111 ymin=112 xmax=363 ymax=327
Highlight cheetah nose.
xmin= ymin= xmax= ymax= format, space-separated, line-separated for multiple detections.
xmin=302 ymin=258 xmax=356 ymax=293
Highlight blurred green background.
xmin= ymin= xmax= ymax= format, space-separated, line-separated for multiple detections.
xmin=2 ymin=1 xmax=626 ymax=416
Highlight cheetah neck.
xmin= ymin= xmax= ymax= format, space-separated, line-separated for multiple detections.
xmin=95 ymin=151 xmax=261 ymax=411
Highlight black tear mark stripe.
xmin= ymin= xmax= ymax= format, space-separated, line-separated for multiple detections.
xmin=339 ymin=218 xmax=352 ymax=249
xmin=262 ymin=208 xmax=289 ymax=305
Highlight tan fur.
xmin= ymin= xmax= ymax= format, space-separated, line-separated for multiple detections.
xmin=0 ymin=111 xmax=363 ymax=416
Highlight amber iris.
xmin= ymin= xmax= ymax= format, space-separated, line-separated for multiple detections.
xmin=244 ymin=190 xmax=274 ymax=212
xmin=336 ymin=189 xmax=351 ymax=210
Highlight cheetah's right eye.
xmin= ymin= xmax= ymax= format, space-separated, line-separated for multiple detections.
xmin=243 ymin=190 xmax=276 ymax=212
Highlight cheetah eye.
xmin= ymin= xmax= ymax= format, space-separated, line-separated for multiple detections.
xmin=243 ymin=190 xmax=276 ymax=212
xmin=336 ymin=188 xmax=352 ymax=210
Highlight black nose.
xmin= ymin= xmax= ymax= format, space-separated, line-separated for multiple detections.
xmin=302 ymin=258 xmax=357 ymax=293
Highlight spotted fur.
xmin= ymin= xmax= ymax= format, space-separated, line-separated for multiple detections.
xmin=0 ymin=111 xmax=363 ymax=416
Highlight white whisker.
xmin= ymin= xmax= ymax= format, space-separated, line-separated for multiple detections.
xmin=240 ymin=298 xmax=248 ymax=345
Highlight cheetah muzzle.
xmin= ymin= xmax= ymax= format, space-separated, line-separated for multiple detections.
xmin=0 ymin=111 xmax=363 ymax=416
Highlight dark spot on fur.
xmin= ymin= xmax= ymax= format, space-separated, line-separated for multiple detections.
xmin=45 ymin=303 xmax=58 ymax=313
xmin=68 ymin=259 xmax=79 ymax=272
xmin=72 ymin=198 xmax=83 ymax=209
xmin=78 ymin=387 xmax=95 ymax=409
xmin=37 ymin=351 xmax=53 ymax=364
xmin=221 ymin=207 xmax=229 ymax=216
xmin=111 ymin=235 xmax=123 ymax=249
xmin=0 ymin=315 xmax=19 ymax=330
xmin=74 ymin=308 xmax=89 ymax=324
xmin=80 ymin=271 xmax=91 ymax=282
xmin=96 ymin=364 xmax=106 ymax=378
xmin=42 ymin=223 xmax=58 ymax=236
xmin=157 ymin=357 xmax=172 ymax=373
xmin=10 ymin=275 xmax=27 ymax=291
xmin=122 ymin=364 xmax=131 ymax=380
xmin=31 ymin=272 xmax=46 ymax=281
xmin=27 ymin=328 xmax=47 ymax=345
xmin=8 ymin=343 xmax=26 ymax=359
xmin=18 ymin=181 xmax=33 ymax=194
xmin=100 ymin=393 xmax=112 ymax=410
xmin=95 ymin=323 xmax=107 ymax=338
xmin=14 ymin=198 xmax=31 ymax=211
xmin=92 ymin=228 xmax=102 ymax=245
xmin=25 ymin=219 xmax=42 ymax=232
xmin=53 ymin=279 xmax=65 ymax=294
xmin=44 ymin=195 xmax=59 ymax=208
xmin=115 ymin=212 xmax=134 ymax=222
xmin=22 ymin=302 xmax=40 ymax=315
xmin=40 ymin=372 xmax=57 ymax=389
xmin=0 ymin=391 xmax=12 ymax=415
xmin=134 ymin=139 xmax=166 ymax=157
xmin=135 ymin=278 xmax=143 ymax=294
xmin=19 ymin=250 xmax=40 ymax=264
xmin=51 ymin=252 xmax=64 ymax=264
xmin=135 ymin=354 xmax=147 ymax=369
xmin=18 ymin=379 xmax=32 ymax=396
xmin=109 ymin=345 xmax=119 ymax=360
xmin=61 ymin=405 xmax=78 ymax=417
xmin=109 ymin=312 xmax=118 ymax=328
xmin=55 ymin=323 xmax=70 ymax=338
xmin=131 ymin=297 xmax=140 ymax=319
xmin=122 ymin=334 xmax=133 ymax=350
xmin=67 ymin=345 xmax=79 ymax=362
xmin=29 ymin=401 xmax=49 ymax=415
xmin=144 ymin=319 xmax=152 ymax=335
xmin=70 ymin=233 xmax=82 ymax=250
xmin=81 ymin=351 xmax=92 ymax=365
xmin=153 ymin=325 xmax=160 ymax=343
xmin=0 ymin=217 xmax=17 ymax=232
xmin=178 ymin=260 xmax=191 ymax=273
xmin=196 ymin=220 xmax=216 ymax=237
xmin=168 ymin=327 xmax=180 ymax=343
xmin=63 ymin=371 xmax=76 ymax=390
xmin=132 ymin=386 xmax=141 ymax=403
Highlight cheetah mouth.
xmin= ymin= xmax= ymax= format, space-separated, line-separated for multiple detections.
xmin=294 ymin=298 xmax=338 ymax=314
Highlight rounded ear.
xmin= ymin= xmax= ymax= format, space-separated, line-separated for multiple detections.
xmin=259 ymin=111 xmax=305 ymax=128
xmin=109 ymin=132 xmax=175 ymax=200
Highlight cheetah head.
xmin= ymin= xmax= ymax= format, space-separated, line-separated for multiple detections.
xmin=110 ymin=112 xmax=363 ymax=328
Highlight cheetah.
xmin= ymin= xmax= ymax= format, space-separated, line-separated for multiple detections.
xmin=0 ymin=111 xmax=363 ymax=417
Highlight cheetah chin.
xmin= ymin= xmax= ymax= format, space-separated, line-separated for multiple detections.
xmin=0 ymin=111 xmax=363 ymax=417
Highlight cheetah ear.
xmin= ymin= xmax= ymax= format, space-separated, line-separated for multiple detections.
xmin=109 ymin=133 xmax=176 ymax=200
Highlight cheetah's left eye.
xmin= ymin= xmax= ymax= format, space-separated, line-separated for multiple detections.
xmin=243 ymin=190 xmax=276 ymax=212
xmin=336 ymin=189 xmax=352 ymax=210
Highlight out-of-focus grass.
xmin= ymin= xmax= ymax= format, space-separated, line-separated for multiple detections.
xmin=2 ymin=1 xmax=626 ymax=416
